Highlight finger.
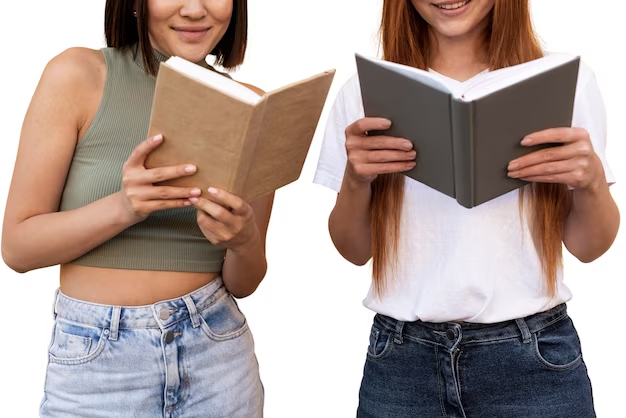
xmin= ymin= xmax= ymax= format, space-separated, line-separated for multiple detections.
xmin=196 ymin=210 xmax=223 ymax=242
xmin=134 ymin=164 xmax=197 ymax=184
xmin=362 ymin=150 xmax=416 ymax=164
xmin=521 ymin=127 xmax=586 ymax=146
xmin=125 ymin=134 xmax=164 ymax=167
xmin=143 ymin=186 xmax=201 ymax=201
xmin=508 ymin=144 xmax=578 ymax=171
xmin=144 ymin=199 xmax=194 ymax=212
xmin=345 ymin=118 xmax=392 ymax=137
xmin=357 ymin=161 xmax=416 ymax=176
xmin=517 ymin=174 xmax=573 ymax=184
xmin=189 ymin=196 xmax=236 ymax=225
xmin=206 ymin=187 xmax=248 ymax=215
xmin=347 ymin=135 xmax=413 ymax=151
xmin=508 ymin=160 xmax=576 ymax=179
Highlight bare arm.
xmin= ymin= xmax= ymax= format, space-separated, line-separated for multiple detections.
xmin=329 ymin=118 xmax=416 ymax=265
xmin=221 ymin=193 xmax=274 ymax=297
xmin=564 ymin=181 xmax=619 ymax=262
xmin=2 ymin=49 xmax=201 ymax=273
xmin=508 ymin=127 xmax=620 ymax=262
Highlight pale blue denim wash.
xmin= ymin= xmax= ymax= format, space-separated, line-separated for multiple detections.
xmin=40 ymin=277 xmax=263 ymax=417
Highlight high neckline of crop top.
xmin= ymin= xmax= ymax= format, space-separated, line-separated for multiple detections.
xmin=131 ymin=44 xmax=213 ymax=73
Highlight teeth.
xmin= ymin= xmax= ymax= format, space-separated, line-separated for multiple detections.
xmin=438 ymin=0 xmax=470 ymax=10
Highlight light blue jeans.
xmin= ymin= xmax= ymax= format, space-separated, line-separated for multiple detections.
xmin=40 ymin=278 xmax=263 ymax=417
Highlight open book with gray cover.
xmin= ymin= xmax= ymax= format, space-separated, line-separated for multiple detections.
xmin=356 ymin=53 xmax=580 ymax=208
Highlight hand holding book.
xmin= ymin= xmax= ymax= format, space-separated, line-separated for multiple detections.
xmin=118 ymin=134 xmax=201 ymax=224
xmin=344 ymin=117 xmax=416 ymax=188
xmin=507 ymin=127 xmax=606 ymax=190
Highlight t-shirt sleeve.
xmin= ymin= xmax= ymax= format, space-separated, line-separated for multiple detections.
xmin=313 ymin=75 xmax=365 ymax=193
xmin=571 ymin=63 xmax=616 ymax=185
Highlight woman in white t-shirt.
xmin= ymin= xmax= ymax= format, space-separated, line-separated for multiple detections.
xmin=314 ymin=1 xmax=619 ymax=416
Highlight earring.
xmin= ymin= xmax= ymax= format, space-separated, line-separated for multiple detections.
xmin=133 ymin=10 xmax=137 ymax=17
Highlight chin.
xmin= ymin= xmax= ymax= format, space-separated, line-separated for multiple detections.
xmin=170 ymin=44 xmax=214 ymax=63
xmin=432 ymin=21 xmax=482 ymax=39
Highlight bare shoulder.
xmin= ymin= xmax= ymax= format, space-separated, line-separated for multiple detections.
xmin=40 ymin=47 xmax=106 ymax=95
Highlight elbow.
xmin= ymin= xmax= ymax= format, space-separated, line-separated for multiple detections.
xmin=229 ymin=281 xmax=261 ymax=299
xmin=1 ymin=246 xmax=30 ymax=274
xmin=1 ymin=233 xmax=35 ymax=273
xmin=346 ymin=254 xmax=371 ymax=266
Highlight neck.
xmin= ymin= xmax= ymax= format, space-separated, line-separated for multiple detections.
xmin=428 ymin=24 xmax=490 ymax=81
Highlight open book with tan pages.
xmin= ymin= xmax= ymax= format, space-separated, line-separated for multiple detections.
xmin=145 ymin=57 xmax=335 ymax=202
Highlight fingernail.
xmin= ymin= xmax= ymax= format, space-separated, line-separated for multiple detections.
xmin=208 ymin=187 xmax=218 ymax=195
xmin=382 ymin=119 xmax=392 ymax=128
xmin=403 ymin=141 xmax=413 ymax=150
xmin=521 ymin=136 xmax=532 ymax=145
xmin=508 ymin=162 xmax=518 ymax=170
xmin=189 ymin=197 xmax=199 ymax=204
xmin=185 ymin=165 xmax=196 ymax=173
xmin=152 ymin=134 xmax=163 ymax=142
xmin=508 ymin=172 xmax=519 ymax=178
xmin=190 ymin=188 xmax=201 ymax=196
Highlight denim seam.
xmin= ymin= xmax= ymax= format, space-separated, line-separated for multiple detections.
xmin=402 ymin=334 xmax=452 ymax=349
xmin=435 ymin=344 xmax=448 ymax=418
xmin=199 ymin=316 xmax=250 ymax=342
xmin=461 ymin=335 xmax=521 ymax=347
xmin=452 ymin=349 xmax=467 ymax=418
xmin=531 ymin=333 xmax=584 ymax=371
xmin=48 ymin=330 xmax=108 ymax=365
xmin=366 ymin=329 xmax=395 ymax=361
xmin=528 ymin=313 xmax=569 ymax=334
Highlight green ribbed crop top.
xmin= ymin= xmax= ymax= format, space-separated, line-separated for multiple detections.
xmin=59 ymin=45 xmax=229 ymax=272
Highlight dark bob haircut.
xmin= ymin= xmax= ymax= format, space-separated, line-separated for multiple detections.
xmin=104 ymin=0 xmax=247 ymax=75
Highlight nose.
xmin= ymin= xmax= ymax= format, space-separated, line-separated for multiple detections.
xmin=180 ymin=0 xmax=208 ymax=20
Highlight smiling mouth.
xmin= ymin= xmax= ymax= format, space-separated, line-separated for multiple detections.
xmin=435 ymin=0 xmax=472 ymax=10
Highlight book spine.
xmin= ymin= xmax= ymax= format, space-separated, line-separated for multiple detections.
xmin=231 ymin=99 xmax=268 ymax=200
xmin=450 ymin=99 xmax=476 ymax=208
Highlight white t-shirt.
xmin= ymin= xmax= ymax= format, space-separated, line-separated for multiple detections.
xmin=313 ymin=58 xmax=616 ymax=324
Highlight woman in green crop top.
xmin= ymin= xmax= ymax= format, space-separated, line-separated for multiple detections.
xmin=2 ymin=1 xmax=270 ymax=416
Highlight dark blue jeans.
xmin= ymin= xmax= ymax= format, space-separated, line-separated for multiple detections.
xmin=357 ymin=304 xmax=595 ymax=417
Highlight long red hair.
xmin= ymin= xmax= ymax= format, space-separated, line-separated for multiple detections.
xmin=372 ymin=0 xmax=570 ymax=297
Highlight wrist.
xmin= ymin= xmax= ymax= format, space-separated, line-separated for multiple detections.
xmin=112 ymin=192 xmax=144 ymax=227
xmin=230 ymin=227 xmax=262 ymax=256
xmin=344 ymin=167 xmax=373 ymax=193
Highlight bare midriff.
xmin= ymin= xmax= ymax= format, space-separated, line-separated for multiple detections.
xmin=60 ymin=263 xmax=220 ymax=306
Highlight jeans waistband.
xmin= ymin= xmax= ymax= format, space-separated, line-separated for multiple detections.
xmin=53 ymin=277 xmax=226 ymax=337
xmin=376 ymin=303 xmax=569 ymax=347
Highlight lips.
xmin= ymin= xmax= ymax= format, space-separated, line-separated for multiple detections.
xmin=434 ymin=0 xmax=471 ymax=10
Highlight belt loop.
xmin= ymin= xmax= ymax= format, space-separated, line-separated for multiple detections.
xmin=52 ymin=288 xmax=60 ymax=320
xmin=182 ymin=295 xmax=200 ymax=328
xmin=393 ymin=320 xmax=405 ymax=344
xmin=515 ymin=318 xmax=532 ymax=344
xmin=109 ymin=306 xmax=122 ymax=341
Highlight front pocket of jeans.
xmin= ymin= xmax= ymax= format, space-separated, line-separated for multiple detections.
xmin=366 ymin=325 xmax=393 ymax=360
xmin=532 ymin=315 xmax=583 ymax=371
xmin=48 ymin=319 xmax=107 ymax=365
xmin=199 ymin=292 xmax=249 ymax=342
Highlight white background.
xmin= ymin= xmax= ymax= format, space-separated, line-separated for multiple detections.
xmin=0 ymin=1 xmax=623 ymax=416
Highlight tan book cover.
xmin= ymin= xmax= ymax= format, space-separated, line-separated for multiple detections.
xmin=144 ymin=58 xmax=335 ymax=202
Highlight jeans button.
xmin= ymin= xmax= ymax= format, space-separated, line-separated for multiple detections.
xmin=446 ymin=329 xmax=456 ymax=340
xmin=159 ymin=308 xmax=170 ymax=320
xmin=164 ymin=331 xmax=175 ymax=344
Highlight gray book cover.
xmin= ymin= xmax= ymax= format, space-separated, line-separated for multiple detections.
xmin=356 ymin=54 xmax=580 ymax=208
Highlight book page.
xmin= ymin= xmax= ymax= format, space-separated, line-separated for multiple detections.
xmin=460 ymin=53 xmax=578 ymax=101
xmin=355 ymin=54 xmax=452 ymax=94
xmin=165 ymin=56 xmax=262 ymax=105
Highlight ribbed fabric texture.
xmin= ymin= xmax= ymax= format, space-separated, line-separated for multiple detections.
xmin=59 ymin=45 xmax=228 ymax=272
